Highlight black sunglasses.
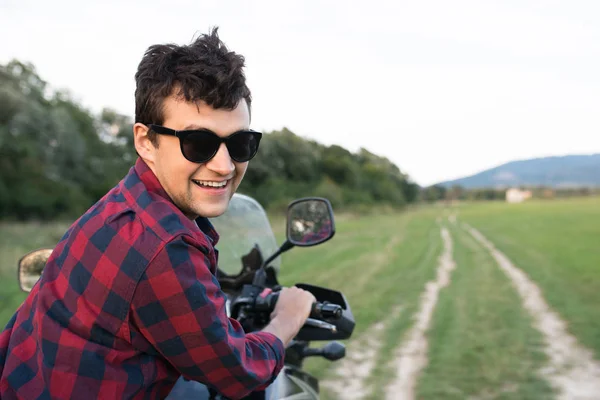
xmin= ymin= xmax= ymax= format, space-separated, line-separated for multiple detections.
xmin=148 ymin=124 xmax=262 ymax=163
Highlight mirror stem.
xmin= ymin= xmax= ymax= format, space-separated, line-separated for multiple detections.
xmin=263 ymin=240 xmax=294 ymax=268
xmin=252 ymin=240 xmax=295 ymax=287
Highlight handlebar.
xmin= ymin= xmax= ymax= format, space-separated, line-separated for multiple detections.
xmin=256 ymin=290 xmax=343 ymax=320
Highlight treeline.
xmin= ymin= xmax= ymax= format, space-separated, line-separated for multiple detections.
xmin=0 ymin=61 xmax=135 ymax=220
xmin=421 ymin=184 xmax=600 ymax=203
xmin=421 ymin=186 xmax=507 ymax=202
xmin=0 ymin=60 xmax=419 ymax=220
xmin=240 ymin=129 xmax=419 ymax=211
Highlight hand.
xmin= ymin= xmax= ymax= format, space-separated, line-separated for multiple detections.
xmin=263 ymin=286 xmax=316 ymax=345
xmin=271 ymin=286 xmax=316 ymax=327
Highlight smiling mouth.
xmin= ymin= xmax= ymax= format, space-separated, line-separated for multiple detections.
xmin=192 ymin=179 xmax=230 ymax=189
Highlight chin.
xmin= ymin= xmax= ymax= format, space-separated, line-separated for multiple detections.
xmin=195 ymin=201 xmax=230 ymax=219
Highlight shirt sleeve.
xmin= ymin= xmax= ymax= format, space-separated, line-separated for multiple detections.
xmin=130 ymin=235 xmax=285 ymax=399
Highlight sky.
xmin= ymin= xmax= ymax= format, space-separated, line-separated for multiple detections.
xmin=1 ymin=0 xmax=599 ymax=186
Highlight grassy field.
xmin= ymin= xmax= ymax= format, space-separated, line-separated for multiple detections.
xmin=456 ymin=196 xmax=600 ymax=361
xmin=274 ymin=207 xmax=444 ymax=399
xmin=1 ymin=196 xmax=599 ymax=399
xmin=416 ymin=221 xmax=552 ymax=399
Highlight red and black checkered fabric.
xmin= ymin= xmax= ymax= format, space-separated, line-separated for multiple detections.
xmin=0 ymin=158 xmax=284 ymax=399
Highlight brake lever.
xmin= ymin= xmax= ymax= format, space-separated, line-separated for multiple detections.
xmin=304 ymin=318 xmax=337 ymax=333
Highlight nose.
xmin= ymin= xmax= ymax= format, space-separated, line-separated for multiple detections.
xmin=206 ymin=143 xmax=235 ymax=176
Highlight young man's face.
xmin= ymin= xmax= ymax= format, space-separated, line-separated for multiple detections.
xmin=136 ymin=95 xmax=250 ymax=219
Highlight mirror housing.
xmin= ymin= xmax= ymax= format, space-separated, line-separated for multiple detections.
xmin=253 ymin=197 xmax=336 ymax=288
xmin=286 ymin=197 xmax=335 ymax=247
xmin=18 ymin=248 xmax=53 ymax=292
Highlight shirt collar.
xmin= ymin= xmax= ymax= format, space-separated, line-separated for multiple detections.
xmin=134 ymin=157 xmax=220 ymax=245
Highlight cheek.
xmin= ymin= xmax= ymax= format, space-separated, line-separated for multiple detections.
xmin=157 ymin=146 xmax=195 ymax=191
xmin=233 ymin=163 xmax=248 ymax=187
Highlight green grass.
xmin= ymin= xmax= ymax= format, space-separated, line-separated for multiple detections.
xmin=415 ymin=221 xmax=552 ymax=399
xmin=455 ymin=196 xmax=600 ymax=361
xmin=273 ymin=207 xmax=444 ymax=399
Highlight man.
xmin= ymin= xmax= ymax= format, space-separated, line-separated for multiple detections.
xmin=0 ymin=28 xmax=315 ymax=399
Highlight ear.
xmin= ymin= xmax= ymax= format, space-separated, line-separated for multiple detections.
xmin=133 ymin=123 xmax=157 ymax=165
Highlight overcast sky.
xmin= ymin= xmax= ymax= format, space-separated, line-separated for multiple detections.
xmin=1 ymin=0 xmax=599 ymax=186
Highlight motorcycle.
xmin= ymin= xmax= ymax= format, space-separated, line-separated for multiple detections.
xmin=17 ymin=194 xmax=356 ymax=399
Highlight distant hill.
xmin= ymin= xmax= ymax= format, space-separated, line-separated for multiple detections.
xmin=436 ymin=154 xmax=600 ymax=189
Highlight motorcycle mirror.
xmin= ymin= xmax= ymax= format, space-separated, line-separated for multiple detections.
xmin=18 ymin=248 xmax=53 ymax=292
xmin=253 ymin=197 xmax=336 ymax=287
xmin=286 ymin=197 xmax=335 ymax=247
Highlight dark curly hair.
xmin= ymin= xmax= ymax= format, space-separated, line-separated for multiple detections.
xmin=134 ymin=27 xmax=251 ymax=145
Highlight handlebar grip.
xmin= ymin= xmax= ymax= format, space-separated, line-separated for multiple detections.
xmin=311 ymin=302 xmax=343 ymax=320
xmin=262 ymin=293 xmax=343 ymax=320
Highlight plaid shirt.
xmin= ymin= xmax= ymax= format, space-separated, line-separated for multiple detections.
xmin=0 ymin=158 xmax=285 ymax=399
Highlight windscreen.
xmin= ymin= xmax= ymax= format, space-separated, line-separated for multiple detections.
xmin=209 ymin=193 xmax=281 ymax=275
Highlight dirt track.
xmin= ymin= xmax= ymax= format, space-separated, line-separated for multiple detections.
xmin=384 ymin=226 xmax=456 ymax=399
xmin=321 ymin=306 xmax=403 ymax=400
xmin=466 ymin=223 xmax=600 ymax=400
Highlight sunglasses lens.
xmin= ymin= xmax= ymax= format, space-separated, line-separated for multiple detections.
xmin=181 ymin=132 xmax=220 ymax=163
xmin=180 ymin=131 xmax=261 ymax=163
xmin=227 ymin=132 xmax=261 ymax=162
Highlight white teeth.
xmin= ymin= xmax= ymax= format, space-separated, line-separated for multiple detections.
xmin=193 ymin=180 xmax=227 ymax=188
